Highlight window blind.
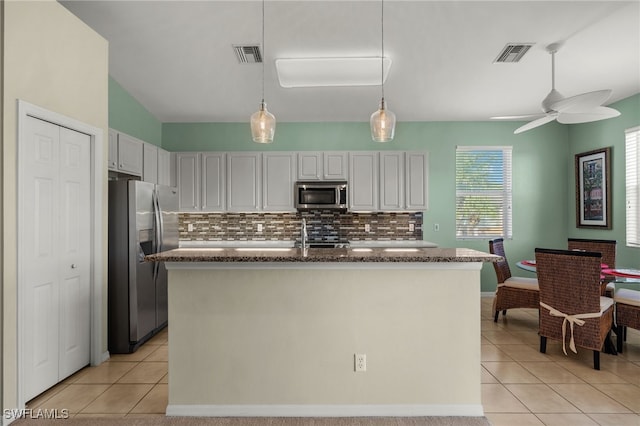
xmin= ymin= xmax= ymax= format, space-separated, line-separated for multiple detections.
xmin=626 ymin=126 xmax=640 ymax=248
xmin=456 ymin=146 xmax=513 ymax=239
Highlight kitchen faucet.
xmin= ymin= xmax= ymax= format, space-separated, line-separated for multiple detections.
xmin=301 ymin=218 xmax=308 ymax=248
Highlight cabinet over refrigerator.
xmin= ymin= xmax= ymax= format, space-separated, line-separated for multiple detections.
xmin=108 ymin=180 xmax=178 ymax=353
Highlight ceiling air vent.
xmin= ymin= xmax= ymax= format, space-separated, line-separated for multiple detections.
xmin=494 ymin=43 xmax=534 ymax=63
xmin=233 ymin=45 xmax=262 ymax=64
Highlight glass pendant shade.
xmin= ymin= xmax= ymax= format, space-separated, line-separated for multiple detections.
xmin=370 ymin=98 xmax=396 ymax=142
xmin=250 ymin=101 xmax=276 ymax=143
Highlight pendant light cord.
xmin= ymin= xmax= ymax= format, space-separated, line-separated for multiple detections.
xmin=261 ymin=0 xmax=265 ymax=105
xmin=381 ymin=0 xmax=385 ymax=102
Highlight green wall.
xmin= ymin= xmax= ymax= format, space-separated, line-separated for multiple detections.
xmin=568 ymin=93 xmax=640 ymax=269
xmin=109 ymin=77 xmax=639 ymax=292
xmin=162 ymin=119 xmax=570 ymax=292
xmin=108 ymin=76 xmax=162 ymax=146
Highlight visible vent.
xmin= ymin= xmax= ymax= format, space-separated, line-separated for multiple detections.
xmin=233 ymin=45 xmax=262 ymax=64
xmin=494 ymin=43 xmax=534 ymax=63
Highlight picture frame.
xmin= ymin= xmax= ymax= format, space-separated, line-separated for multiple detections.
xmin=575 ymin=147 xmax=611 ymax=229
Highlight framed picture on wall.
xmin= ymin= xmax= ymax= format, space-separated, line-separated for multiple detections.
xmin=575 ymin=147 xmax=611 ymax=229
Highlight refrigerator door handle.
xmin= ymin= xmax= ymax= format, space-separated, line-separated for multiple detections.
xmin=153 ymin=190 xmax=162 ymax=253
xmin=152 ymin=190 xmax=162 ymax=282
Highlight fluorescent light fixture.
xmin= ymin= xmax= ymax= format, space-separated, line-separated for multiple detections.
xmin=275 ymin=57 xmax=392 ymax=88
xmin=352 ymin=248 xmax=373 ymax=252
xmin=383 ymin=248 xmax=420 ymax=252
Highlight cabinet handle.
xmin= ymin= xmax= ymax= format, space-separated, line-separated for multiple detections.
xmin=71 ymin=264 xmax=77 ymax=269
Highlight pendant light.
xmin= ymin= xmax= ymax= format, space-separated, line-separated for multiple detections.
xmin=370 ymin=0 xmax=395 ymax=143
xmin=250 ymin=0 xmax=276 ymax=143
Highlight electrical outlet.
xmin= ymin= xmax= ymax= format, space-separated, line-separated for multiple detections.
xmin=257 ymin=223 xmax=263 ymax=232
xmin=409 ymin=223 xmax=415 ymax=232
xmin=434 ymin=223 xmax=440 ymax=232
xmin=354 ymin=353 xmax=366 ymax=372
xmin=364 ymin=224 xmax=370 ymax=232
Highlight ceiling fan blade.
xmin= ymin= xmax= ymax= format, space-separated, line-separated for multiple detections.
xmin=491 ymin=114 xmax=544 ymax=120
xmin=557 ymin=107 xmax=621 ymax=124
xmin=514 ymin=114 xmax=557 ymax=134
xmin=550 ymin=89 xmax=612 ymax=113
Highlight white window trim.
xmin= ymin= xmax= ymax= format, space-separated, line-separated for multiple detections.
xmin=626 ymin=126 xmax=640 ymax=248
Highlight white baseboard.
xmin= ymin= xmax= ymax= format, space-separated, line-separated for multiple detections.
xmin=481 ymin=292 xmax=496 ymax=298
xmin=166 ymin=404 xmax=485 ymax=417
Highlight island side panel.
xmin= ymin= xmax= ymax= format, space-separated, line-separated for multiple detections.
xmin=167 ymin=265 xmax=482 ymax=416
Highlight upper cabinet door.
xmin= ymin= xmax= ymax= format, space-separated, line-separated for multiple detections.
xmin=297 ymin=152 xmax=322 ymax=180
xmin=263 ymin=153 xmax=296 ymax=211
xmin=405 ymin=152 xmax=429 ymax=210
xmin=379 ymin=152 xmax=405 ymax=211
xmin=201 ymin=153 xmax=226 ymax=212
xmin=176 ymin=152 xmax=200 ymax=212
xmin=349 ymin=152 xmax=379 ymax=211
xmin=323 ymin=152 xmax=348 ymax=180
xmin=157 ymin=148 xmax=171 ymax=187
xmin=143 ymin=143 xmax=159 ymax=184
xmin=116 ymin=133 xmax=143 ymax=176
xmin=108 ymin=129 xmax=118 ymax=171
xmin=227 ymin=153 xmax=262 ymax=212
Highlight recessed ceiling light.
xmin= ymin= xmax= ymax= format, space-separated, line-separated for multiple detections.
xmin=275 ymin=57 xmax=392 ymax=88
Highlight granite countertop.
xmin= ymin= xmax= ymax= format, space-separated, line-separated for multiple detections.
xmin=146 ymin=247 xmax=501 ymax=263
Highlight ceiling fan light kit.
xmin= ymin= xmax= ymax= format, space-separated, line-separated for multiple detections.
xmin=495 ymin=42 xmax=620 ymax=134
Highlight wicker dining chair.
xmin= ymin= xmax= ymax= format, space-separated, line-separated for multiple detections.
xmin=614 ymin=289 xmax=640 ymax=353
xmin=535 ymin=248 xmax=615 ymax=370
xmin=489 ymin=238 xmax=539 ymax=322
xmin=567 ymin=238 xmax=617 ymax=296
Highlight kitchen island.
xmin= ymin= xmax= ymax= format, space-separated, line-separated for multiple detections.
xmin=147 ymin=246 xmax=500 ymax=418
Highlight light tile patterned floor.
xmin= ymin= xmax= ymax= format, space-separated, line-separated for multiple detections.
xmin=25 ymin=297 xmax=640 ymax=424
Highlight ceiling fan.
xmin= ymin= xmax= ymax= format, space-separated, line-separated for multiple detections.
xmin=493 ymin=42 xmax=621 ymax=134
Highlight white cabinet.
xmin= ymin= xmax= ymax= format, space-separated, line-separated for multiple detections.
xmin=263 ymin=153 xmax=296 ymax=211
xmin=405 ymin=151 xmax=429 ymax=210
xmin=379 ymin=152 xmax=405 ymax=210
xmin=116 ymin=133 xmax=144 ymax=176
xmin=157 ymin=148 xmax=171 ymax=187
xmin=108 ymin=129 xmax=143 ymax=176
xmin=349 ymin=152 xmax=379 ymax=211
xmin=352 ymin=151 xmax=429 ymax=212
xmin=176 ymin=152 xmax=200 ymax=212
xmin=201 ymin=153 xmax=226 ymax=211
xmin=227 ymin=152 xmax=261 ymax=212
xmin=108 ymin=129 xmax=118 ymax=170
xmin=324 ymin=152 xmax=348 ymax=180
xmin=143 ymin=143 xmax=159 ymax=184
xmin=298 ymin=152 xmax=322 ymax=180
xmin=176 ymin=152 xmax=226 ymax=212
xmin=297 ymin=151 xmax=347 ymax=180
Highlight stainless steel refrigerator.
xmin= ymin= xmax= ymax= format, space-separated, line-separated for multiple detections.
xmin=108 ymin=180 xmax=178 ymax=353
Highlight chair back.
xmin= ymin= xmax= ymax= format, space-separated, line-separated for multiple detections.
xmin=535 ymin=248 xmax=602 ymax=315
xmin=489 ymin=238 xmax=512 ymax=283
xmin=567 ymin=238 xmax=616 ymax=268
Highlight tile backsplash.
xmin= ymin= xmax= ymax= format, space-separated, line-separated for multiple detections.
xmin=179 ymin=211 xmax=423 ymax=243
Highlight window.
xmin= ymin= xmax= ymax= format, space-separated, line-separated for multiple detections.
xmin=456 ymin=146 xmax=513 ymax=239
xmin=626 ymin=126 xmax=640 ymax=247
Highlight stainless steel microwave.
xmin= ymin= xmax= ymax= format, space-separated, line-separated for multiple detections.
xmin=294 ymin=181 xmax=348 ymax=210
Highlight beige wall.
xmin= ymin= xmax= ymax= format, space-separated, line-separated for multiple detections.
xmin=2 ymin=0 xmax=108 ymax=412
xmin=167 ymin=265 xmax=482 ymax=416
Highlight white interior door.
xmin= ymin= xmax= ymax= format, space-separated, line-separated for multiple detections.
xmin=58 ymin=127 xmax=91 ymax=379
xmin=21 ymin=116 xmax=91 ymax=401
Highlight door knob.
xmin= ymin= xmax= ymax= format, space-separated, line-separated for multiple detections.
xmin=71 ymin=264 xmax=77 ymax=269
